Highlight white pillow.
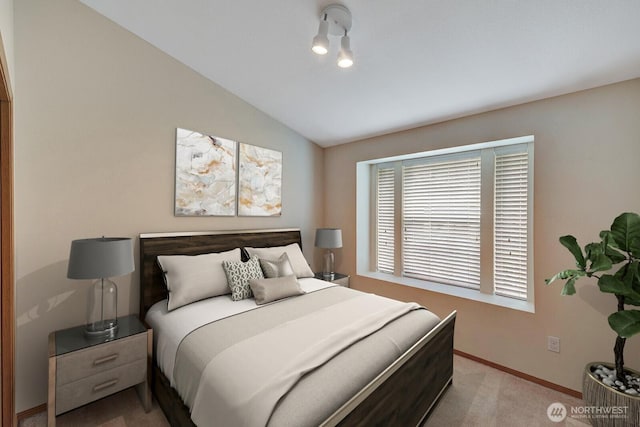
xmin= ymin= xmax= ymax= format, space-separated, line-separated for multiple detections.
xmin=245 ymin=243 xmax=314 ymax=278
xmin=157 ymin=248 xmax=241 ymax=311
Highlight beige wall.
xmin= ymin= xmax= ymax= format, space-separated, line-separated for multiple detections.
xmin=0 ymin=0 xmax=13 ymax=90
xmin=325 ymin=78 xmax=640 ymax=393
xmin=14 ymin=0 xmax=323 ymax=412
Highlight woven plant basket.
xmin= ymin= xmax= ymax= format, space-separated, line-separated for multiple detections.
xmin=583 ymin=363 xmax=640 ymax=427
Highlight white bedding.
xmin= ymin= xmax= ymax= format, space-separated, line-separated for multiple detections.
xmin=145 ymin=277 xmax=336 ymax=385
xmin=190 ymin=292 xmax=423 ymax=427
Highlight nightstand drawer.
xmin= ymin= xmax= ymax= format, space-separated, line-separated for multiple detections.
xmin=56 ymin=333 xmax=146 ymax=386
xmin=56 ymin=358 xmax=146 ymax=415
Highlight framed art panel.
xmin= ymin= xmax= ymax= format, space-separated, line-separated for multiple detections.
xmin=175 ymin=128 xmax=237 ymax=216
xmin=238 ymin=143 xmax=282 ymax=216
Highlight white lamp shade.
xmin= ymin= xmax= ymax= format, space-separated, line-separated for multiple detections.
xmin=67 ymin=237 xmax=135 ymax=279
xmin=311 ymin=20 xmax=329 ymax=55
xmin=315 ymin=228 xmax=343 ymax=249
xmin=337 ymin=35 xmax=353 ymax=68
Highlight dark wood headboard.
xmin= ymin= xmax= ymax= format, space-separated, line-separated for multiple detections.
xmin=139 ymin=228 xmax=303 ymax=318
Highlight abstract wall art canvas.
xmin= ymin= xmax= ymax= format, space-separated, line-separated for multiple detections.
xmin=175 ymin=128 xmax=237 ymax=216
xmin=238 ymin=143 xmax=282 ymax=216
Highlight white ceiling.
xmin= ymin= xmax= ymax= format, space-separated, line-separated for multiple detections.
xmin=79 ymin=0 xmax=640 ymax=147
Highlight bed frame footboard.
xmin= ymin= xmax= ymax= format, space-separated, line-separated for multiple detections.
xmin=150 ymin=311 xmax=455 ymax=427
xmin=152 ymin=364 xmax=195 ymax=427
xmin=328 ymin=311 xmax=456 ymax=427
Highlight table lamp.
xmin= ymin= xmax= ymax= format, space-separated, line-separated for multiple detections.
xmin=67 ymin=237 xmax=134 ymax=336
xmin=315 ymin=228 xmax=343 ymax=279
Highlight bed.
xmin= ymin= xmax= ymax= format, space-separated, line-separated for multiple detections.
xmin=139 ymin=228 xmax=456 ymax=427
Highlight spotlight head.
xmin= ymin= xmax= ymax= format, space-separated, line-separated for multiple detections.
xmin=311 ymin=20 xmax=329 ymax=55
xmin=337 ymin=35 xmax=353 ymax=68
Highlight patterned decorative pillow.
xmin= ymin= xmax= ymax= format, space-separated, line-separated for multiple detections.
xmin=259 ymin=253 xmax=295 ymax=278
xmin=222 ymin=256 xmax=264 ymax=301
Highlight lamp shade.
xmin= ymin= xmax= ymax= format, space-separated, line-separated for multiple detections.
xmin=67 ymin=237 xmax=135 ymax=279
xmin=315 ymin=228 xmax=343 ymax=249
xmin=337 ymin=35 xmax=354 ymax=68
xmin=311 ymin=19 xmax=330 ymax=55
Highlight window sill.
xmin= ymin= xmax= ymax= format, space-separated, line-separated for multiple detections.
xmin=359 ymin=271 xmax=535 ymax=313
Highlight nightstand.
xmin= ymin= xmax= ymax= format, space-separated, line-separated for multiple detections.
xmin=314 ymin=272 xmax=350 ymax=287
xmin=47 ymin=315 xmax=152 ymax=427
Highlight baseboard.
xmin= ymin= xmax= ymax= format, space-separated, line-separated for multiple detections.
xmin=16 ymin=403 xmax=46 ymax=421
xmin=454 ymin=350 xmax=583 ymax=399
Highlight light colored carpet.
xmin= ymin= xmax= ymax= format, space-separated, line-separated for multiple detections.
xmin=20 ymin=355 xmax=588 ymax=426
xmin=18 ymin=388 xmax=169 ymax=427
xmin=425 ymin=355 xmax=589 ymax=426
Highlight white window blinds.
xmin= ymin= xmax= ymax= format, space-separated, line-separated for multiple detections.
xmin=369 ymin=137 xmax=533 ymax=307
xmin=402 ymin=156 xmax=482 ymax=289
xmin=376 ymin=167 xmax=395 ymax=274
xmin=494 ymin=151 xmax=529 ymax=300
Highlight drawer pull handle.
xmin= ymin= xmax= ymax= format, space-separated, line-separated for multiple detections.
xmin=93 ymin=354 xmax=118 ymax=366
xmin=93 ymin=379 xmax=118 ymax=392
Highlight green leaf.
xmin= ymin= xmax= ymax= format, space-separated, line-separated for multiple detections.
xmin=610 ymin=212 xmax=640 ymax=253
xmin=562 ymin=277 xmax=578 ymax=295
xmin=625 ymin=260 xmax=640 ymax=281
xmin=630 ymin=237 xmax=640 ymax=259
xmin=559 ymin=235 xmax=586 ymax=269
xmin=600 ymin=230 xmax=617 ymax=246
xmin=545 ymin=269 xmax=585 ymax=285
xmin=589 ymin=254 xmax=613 ymax=273
xmin=598 ymin=275 xmax=628 ymax=295
xmin=625 ymin=296 xmax=640 ymax=307
xmin=631 ymin=268 xmax=640 ymax=303
xmin=608 ymin=310 xmax=640 ymax=338
xmin=616 ymin=262 xmax=640 ymax=300
xmin=585 ymin=242 xmax=604 ymax=259
xmin=546 ymin=269 xmax=586 ymax=296
xmin=605 ymin=246 xmax=627 ymax=264
xmin=601 ymin=230 xmax=627 ymax=263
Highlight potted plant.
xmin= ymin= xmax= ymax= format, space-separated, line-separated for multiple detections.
xmin=546 ymin=212 xmax=640 ymax=425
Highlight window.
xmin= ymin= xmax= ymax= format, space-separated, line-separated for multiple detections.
xmin=494 ymin=149 xmax=529 ymax=300
xmin=359 ymin=136 xmax=534 ymax=311
xmin=376 ymin=166 xmax=395 ymax=274
xmin=402 ymin=154 xmax=481 ymax=289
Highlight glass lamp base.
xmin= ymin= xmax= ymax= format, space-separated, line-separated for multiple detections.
xmin=86 ymin=277 xmax=118 ymax=337
xmin=322 ymin=250 xmax=335 ymax=279
xmin=85 ymin=319 xmax=118 ymax=337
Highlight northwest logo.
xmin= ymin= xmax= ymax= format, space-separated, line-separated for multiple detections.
xmin=547 ymin=402 xmax=567 ymax=422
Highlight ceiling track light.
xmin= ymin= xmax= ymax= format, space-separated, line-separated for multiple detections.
xmin=310 ymin=4 xmax=354 ymax=69
xmin=337 ymin=30 xmax=353 ymax=68
xmin=311 ymin=14 xmax=329 ymax=55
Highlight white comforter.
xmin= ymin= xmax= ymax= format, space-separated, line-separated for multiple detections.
xmin=145 ymin=277 xmax=336 ymax=385
xmin=189 ymin=292 xmax=423 ymax=427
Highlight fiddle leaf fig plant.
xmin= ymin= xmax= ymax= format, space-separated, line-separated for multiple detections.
xmin=546 ymin=212 xmax=640 ymax=384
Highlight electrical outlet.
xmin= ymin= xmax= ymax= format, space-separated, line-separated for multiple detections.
xmin=548 ymin=336 xmax=560 ymax=353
